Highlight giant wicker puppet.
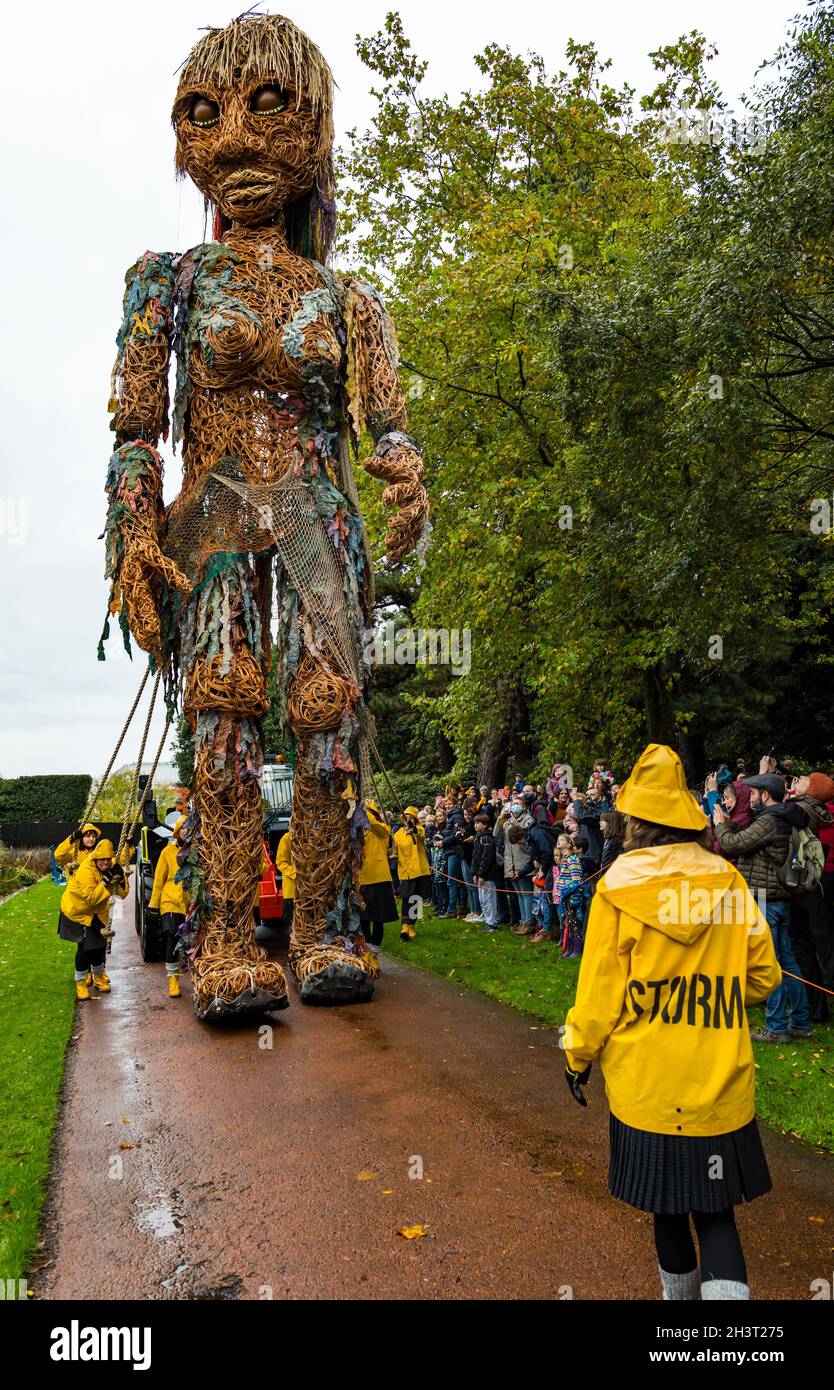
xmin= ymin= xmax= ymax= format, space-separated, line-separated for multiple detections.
xmin=103 ymin=12 xmax=429 ymax=1019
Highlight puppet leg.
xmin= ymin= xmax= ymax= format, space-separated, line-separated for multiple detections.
xmin=285 ymin=655 xmax=376 ymax=1003
xmin=182 ymin=555 xmax=289 ymax=1021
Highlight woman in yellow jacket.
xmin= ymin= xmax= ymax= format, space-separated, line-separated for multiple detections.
xmin=358 ymin=802 xmax=398 ymax=949
xmin=393 ymin=808 xmax=431 ymax=942
xmin=275 ymin=827 xmax=296 ymax=935
xmin=563 ymin=745 xmax=781 ymax=1302
xmin=54 ymin=823 xmax=101 ymax=877
xmin=149 ymin=816 xmax=190 ymax=997
xmin=58 ymin=839 xmax=129 ymax=999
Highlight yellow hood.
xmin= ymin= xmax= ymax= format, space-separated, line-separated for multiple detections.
xmin=599 ymin=843 xmax=742 ymax=946
xmin=564 ymin=839 xmax=781 ymax=1137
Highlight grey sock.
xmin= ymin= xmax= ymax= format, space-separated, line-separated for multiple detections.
xmin=659 ymin=1266 xmax=701 ymax=1301
xmin=701 ymin=1278 xmax=750 ymax=1300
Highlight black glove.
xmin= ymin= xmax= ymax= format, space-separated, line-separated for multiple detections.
xmin=565 ymin=1062 xmax=592 ymax=1107
xmin=70 ymin=827 xmax=83 ymax=845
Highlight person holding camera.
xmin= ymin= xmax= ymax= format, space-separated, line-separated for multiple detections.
xmin=54 ymin=823 xmax=101 ymax=879
xmin=440 ymin=795 xmax=466 ymax=918
xmin=714 ymin=772 xmax=812 ymax=1042
xmin=149 ymin=816 xmax=191 ymax=997
xmin=393 ymin=807 xmax=432 ymax=941
xmin=430 ymin=811 xmax=449 ymax=916
xmin=57 ymin=838 xmax=129 ymax=999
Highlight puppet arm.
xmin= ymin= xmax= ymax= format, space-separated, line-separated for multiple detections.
xmin=343 ymin=279 xmax=429 ymax=565
xmin=103 ymin=252 xmax=190 ymax=662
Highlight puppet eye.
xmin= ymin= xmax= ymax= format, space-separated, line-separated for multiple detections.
xmin=189 ymin=95 xmax=220 ymax=126
xmin=250 ymin=84 xmax=288 ymax=115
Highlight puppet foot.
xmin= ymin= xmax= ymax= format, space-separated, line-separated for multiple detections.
xmin=191 ymin=952 xmax=290 ymax=1022
xmin=291 ymin=943 xmax=376 ymax=1004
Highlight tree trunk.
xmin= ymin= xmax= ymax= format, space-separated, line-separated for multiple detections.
xmin=476 ymin=725 xmax=510 ymax=789
xmin=475 ymin=681 xmax=532 ymax=788
xmin=642 ymin=665 xmax=678 ymax=749
xmin=680 ymin=730 xmax=707 ymax=787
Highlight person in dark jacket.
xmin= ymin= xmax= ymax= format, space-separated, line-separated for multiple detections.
xmin=785 ymin=772 xmax=834 ymax=1024
xmin=440 ymin=799 xmax=466 ymax=918
xmin=714 ymin=773 xmax=811 ymax=1042
xmin=572 ymin=787 xmax=611 ymax=866
xmin=599 ymin=808 xmax=625 ymax=875
xmin=458 ymin=800 xmax=480 ymax=918
xmin=529 ymin=790 xmax=551 ymax=827
xmin=526 ymin=818 xmax=559 ymax=874
xmin=471 ymin=813 xmax=502 ymax=931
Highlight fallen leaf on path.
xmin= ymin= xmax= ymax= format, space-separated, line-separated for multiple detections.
xmin=356 ymin=1170 xmax=378 ymax=1181
xmin=382 ymin=1190 xmax=393 ymax=1195
xmin=397 ymin=1224 xmax=428 ymax=1240
xmin=121 ymin=1117 xmax=131 ymax=1124
xmin=809 ymin=1216 xmax=826 ymax=1225
xmin=119 ymin=1142 xmax=138 ymax=1151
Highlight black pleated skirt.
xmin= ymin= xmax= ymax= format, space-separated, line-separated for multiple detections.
xmin=608 ymin=1113 xmax=771 ymax=1215
xmin=358 ymin=879 xmax=399 ymax=924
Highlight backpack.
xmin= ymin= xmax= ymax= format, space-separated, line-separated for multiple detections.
xmin=777 ymin=826 xmax=824 ymax=896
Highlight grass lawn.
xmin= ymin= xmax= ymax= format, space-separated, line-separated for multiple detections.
xmin=0 ymin=878 xmax=74 ymax=1283
xmin=384 ymin=909 xmax=834 ymax=1155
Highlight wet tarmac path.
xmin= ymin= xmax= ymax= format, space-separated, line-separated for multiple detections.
xmin=35 ymin=889 xmax=834 ymax=1300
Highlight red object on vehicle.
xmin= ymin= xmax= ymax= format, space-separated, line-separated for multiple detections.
xmin=259 ymin=839 xmax=284 ymax=923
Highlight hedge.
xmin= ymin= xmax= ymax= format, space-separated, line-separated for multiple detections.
xmin=0 ymin=775 xmax=92 ymax=824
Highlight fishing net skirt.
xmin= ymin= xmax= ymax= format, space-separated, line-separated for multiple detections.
xmin=608 ymin=1113 xmax=771 ymax=1215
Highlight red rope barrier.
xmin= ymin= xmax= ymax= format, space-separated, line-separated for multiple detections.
xmin=434 ymin=869 xmax=834 ymax=996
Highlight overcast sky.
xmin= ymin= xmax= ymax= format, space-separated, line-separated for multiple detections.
xmin=0 ymin=0 xmax=799 ymax=780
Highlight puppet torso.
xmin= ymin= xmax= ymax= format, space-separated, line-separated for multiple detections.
xmin=175 ymin=229 xmax=345 ymax=493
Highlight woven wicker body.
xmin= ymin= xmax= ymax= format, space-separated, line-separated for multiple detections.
xmin=103 ymin=15 xmax=428 ymax=1018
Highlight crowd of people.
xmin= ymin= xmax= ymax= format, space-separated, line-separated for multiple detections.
xmin=387 ymin=752 xmax=834 ymax=1037
xmin=414 ymin=762 xmax=620 ymax=955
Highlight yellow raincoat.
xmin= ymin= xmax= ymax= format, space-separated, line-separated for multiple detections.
xmin=564 ymin=842 xmax=781 ymax=1137
xmin=149 ymin=842 xmax=190 ymax=916
xmin=275 ymin=831 xmax=296 ymax=901
xmin=54 ymin=823 xmax=101 ymax=876
xmin=358 ymin=807 xmax=393 ymax=887
xmin=393 ymin=823 xmax=430 ymax=881
xmin=60 ymin=851 xmax=129 ymax=929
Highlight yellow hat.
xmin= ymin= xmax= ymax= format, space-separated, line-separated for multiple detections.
xmin=616 ymin=744 xmax=706 ymax=831
xmin=404 ymin=806 xmax=420 ymax=817
xmin=90 ymin=838 xmax=116 ymax=860
xmin=173 ymin=815 xmax=187 ymax=836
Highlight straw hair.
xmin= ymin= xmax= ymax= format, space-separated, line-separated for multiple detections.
xmin=175 ymin=11 xmax=334 ymax=139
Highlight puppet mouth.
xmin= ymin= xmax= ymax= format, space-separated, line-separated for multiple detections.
xmin=221 ymin=169 xmax=276 ymax=200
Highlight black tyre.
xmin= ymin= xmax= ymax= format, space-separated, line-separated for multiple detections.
xmin=138 ymin=872 xmax=165 ymax=962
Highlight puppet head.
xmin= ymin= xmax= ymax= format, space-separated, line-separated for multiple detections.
xmin=172 ymin=12 xmax=336 ymax=259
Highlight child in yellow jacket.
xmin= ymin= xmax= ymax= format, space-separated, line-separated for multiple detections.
xmin=54 ymin=823 xmax=101 ymax=877
xmin=149 ymin=817 xmax=190 ymax=997
xmin=58 ymin=839 xmax=128 ymax=999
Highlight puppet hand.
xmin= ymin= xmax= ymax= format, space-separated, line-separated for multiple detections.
xmin=565 ymin=1062 xmax=591 ymax=1107
xmin=364 ymin=444 xmax=429 ymax=565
